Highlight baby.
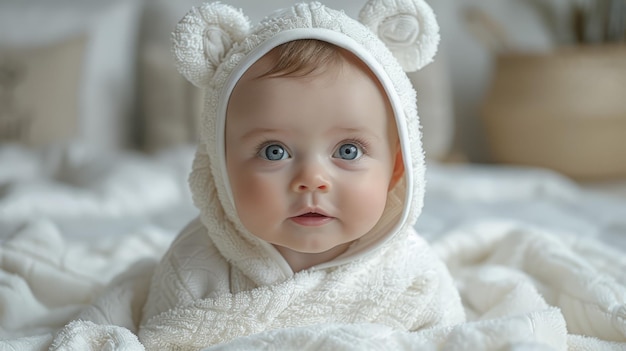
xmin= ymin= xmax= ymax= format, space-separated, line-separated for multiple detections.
xmin=138 ymin=1 xmax=465 ymax=349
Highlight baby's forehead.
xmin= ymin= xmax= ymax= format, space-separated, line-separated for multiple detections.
xmin=231 ymin=51 xmax=390 ymax=109
xmin=227 ymin=40 xmax=398 ymax=134
xmin=238 ymin=56 xmax=385 ymax=109
xmin=240 ymin=40 xmax=378 ymax=83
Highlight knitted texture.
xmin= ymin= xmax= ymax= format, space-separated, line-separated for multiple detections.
xmin=139 ymin=225 xmax=463 ymax=349
xmin=359 ymin=0 xmax=440 ymax=71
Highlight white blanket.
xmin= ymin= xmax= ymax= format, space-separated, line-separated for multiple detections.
xmin=1 ymin=219 xmax=624 ymax=350
xmin=1 ymin=145 xmax=625 ymax=349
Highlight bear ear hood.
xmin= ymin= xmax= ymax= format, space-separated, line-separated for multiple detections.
xmin=172 ymin=1 xmax=439 ymax=285
xmin=173 ymin=1 xmax=439 ymax=87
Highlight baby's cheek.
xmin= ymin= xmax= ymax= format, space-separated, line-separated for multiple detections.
xmin=361 ymin=186 xmax=389 ymax=219
xmin=232 ymin=174 xmax=283 ymax=227
xmin=340 ymin=175 xmax=389 ymax=223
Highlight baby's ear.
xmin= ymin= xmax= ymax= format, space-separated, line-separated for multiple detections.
xmin=359 ymin=0 xmax=440 ymax=72
xmin=389 ymin=146 xmax=405 ymax=190
xmin=172 ymin=2 xmax=251 ymax=87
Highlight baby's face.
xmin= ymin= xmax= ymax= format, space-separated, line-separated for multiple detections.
xmin=225 ymin=52 xmax=401 ymax=270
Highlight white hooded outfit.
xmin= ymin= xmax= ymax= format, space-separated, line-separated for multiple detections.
xmin=138 ymin=1 xmax=465 ymax=349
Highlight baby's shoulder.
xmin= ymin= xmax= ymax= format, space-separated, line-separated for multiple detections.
xmin=160 ymin=216 xmax=226 ymax=267
xmin=169 ymin=217 xmax=211 ymax=248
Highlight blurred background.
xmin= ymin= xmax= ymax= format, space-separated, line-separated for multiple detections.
xmin=1 ymin=0 xmax=625 ymax=181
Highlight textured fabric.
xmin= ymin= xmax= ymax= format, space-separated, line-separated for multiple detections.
xmin=3 ymin=217 xmax=626 ymax=350
xmin=50 ymin=320 xmax=144 ymax=351
xmin=139 ymin=220 xmax=463 ymax=348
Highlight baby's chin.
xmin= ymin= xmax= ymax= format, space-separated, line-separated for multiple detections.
xmin=272 ymin=240 xmax=355 ymax=265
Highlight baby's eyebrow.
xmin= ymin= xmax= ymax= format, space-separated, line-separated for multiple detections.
xmin=238 ymin=126 xmax=383 ymax=141
xmin=333 ymin=127 xmax=383 ymax=141
xmin=239 ymin=128 xmax=284 ymax=141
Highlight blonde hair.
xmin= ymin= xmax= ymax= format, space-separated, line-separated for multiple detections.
xmin=259 ymin=39 xmax=345 ymax=78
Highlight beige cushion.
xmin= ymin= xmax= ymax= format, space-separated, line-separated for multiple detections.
xmin=0 ymin=36 xmax=86 ymax=146
xmin=0 ymin=0 xmax=143 ymax=151
xmin=140 ymin=44 xmax=203 ymax=152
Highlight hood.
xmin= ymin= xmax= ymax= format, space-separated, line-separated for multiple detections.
xmin=172 ymin=0 xmax=439 ymax=286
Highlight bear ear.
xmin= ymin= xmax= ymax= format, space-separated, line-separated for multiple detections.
xmin=359 ymin=0 xmax=440 ymax=72
xmin=172 ymin=3 xmax=251 ymax=87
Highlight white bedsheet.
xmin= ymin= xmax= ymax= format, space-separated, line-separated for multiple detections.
xmin=0 ymin=143 xmax=198 ymax=242
xmin=1 ymin=143 xmax=625 ymax=350
xmin=420 ymin=163 xmax=626 ymax=252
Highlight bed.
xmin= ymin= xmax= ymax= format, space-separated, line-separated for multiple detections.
xmin=1 ymin=0 xmax=625 ymax=349
xmin=0 ymin=142 xmax=625 ymax=350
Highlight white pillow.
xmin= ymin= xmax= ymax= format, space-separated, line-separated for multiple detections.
xmin=0 ymin=0 xmax=143 ymax=151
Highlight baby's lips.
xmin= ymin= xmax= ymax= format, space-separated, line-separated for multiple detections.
xmin=298 ymin=212 xmax=328 ymax=218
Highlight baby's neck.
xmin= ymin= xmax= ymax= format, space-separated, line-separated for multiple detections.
xmin=274 ymin=242 xmax=352 ymax=273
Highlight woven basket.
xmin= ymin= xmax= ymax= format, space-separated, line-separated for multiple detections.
xmin=482 ymin=45 xmax=626 ymax=180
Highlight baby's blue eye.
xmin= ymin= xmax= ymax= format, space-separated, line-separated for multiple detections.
xmin=260 ymin=144 xmax=289 ymax=161
xmin=333 ymin=143 xmax=362 ymax=160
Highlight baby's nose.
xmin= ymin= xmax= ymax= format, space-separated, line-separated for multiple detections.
xmin=290 ymin=161 xmax=331 ymax=193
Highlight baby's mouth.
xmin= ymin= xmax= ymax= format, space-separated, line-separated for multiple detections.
xmin=299 ymin=212 xmax=327 ymax=218
xmin=291 ymin=212 xmax=334 ymax=226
